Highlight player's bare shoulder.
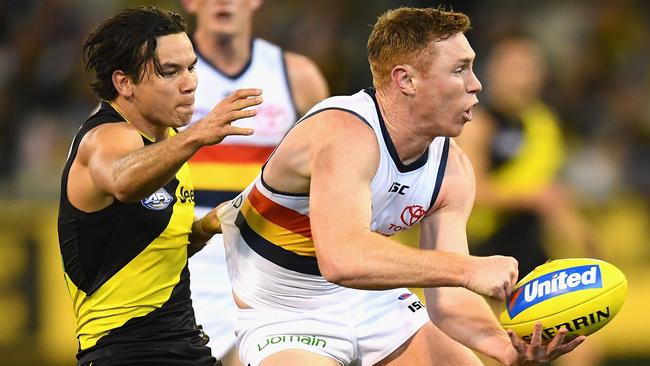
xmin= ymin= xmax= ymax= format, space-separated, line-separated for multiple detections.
xmin=76 ymin=121 xmax=144 ymax=166
xmin=303 ymin=109 xmax=378 ymax=159
xmin=265 ymin=109 xmax=379 ymax=194
xmin=447 ymin=139 xmax=475 ymax=182
xmin=284 ymin=51 xmax=329 ymax=114
xmin=430 ymin=139 xmax=476 ymax=213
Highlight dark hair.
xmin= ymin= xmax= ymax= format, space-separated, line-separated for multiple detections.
xmin=367 ymin=6 xmax=471 ymax=88
xmin=83 ymin=6 xmax=186 ymax=100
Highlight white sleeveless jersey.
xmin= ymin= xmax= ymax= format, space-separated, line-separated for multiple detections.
xmin=187 ymin=38 xmax=298 ymax=207
xmin=186 ymin=38 xmax=298 ymax=357
xmin=219 ymin=89 xmax=450 ymax=311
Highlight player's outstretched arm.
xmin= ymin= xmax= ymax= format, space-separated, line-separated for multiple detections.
xmin=422 ymin=141 xmax=584 ymax=365
xmin=79 ymin=89 xmax=262 ymax=205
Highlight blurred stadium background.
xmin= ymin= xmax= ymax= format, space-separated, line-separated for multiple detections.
xmin=0 ymin=0 xmax=648 ymax=365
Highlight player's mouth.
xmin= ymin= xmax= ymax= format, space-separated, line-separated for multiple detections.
xmin=463 ymin=101 xmax=479 ymax=122
xmin=215 ymin=11 xmax=233 ymax=21
xmin=463 ymin=106 xmax=474 ymax=121
xmin=177 ymin=102 xmax=194 ymax=112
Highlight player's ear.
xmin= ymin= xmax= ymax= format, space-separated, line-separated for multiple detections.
xmin=391 ymin=64 xmax=416 ymax=96
xmin=112 ymin=70 xmax=134 ymax=98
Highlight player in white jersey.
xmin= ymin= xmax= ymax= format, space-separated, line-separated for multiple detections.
xmin=180 ymin=0 xmax=328 ymax=364
xmin=217 ymin=7 xmax=587 ymax=366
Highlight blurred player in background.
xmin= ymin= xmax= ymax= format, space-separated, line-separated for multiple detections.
xmin=458 ymin=35 xmax=597 ymax=275
xmin=57 ymin=6 xmax=262 ymax=365
xmin=457 ymin=34 xmax=603 ymax=366
xmin=180 ymin=0 xmax=328 ymax=364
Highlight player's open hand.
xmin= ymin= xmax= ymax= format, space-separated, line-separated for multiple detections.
xmin=466 ymin=255 xmax=519 ymax=300
xmin=192 ymin=88 xmax=263 ymax=146
xmin=505 ymin=322 xmax=586 ymax=365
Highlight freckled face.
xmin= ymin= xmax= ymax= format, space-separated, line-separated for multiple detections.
xmin=412 ymin=33 xmax=482 ymax=137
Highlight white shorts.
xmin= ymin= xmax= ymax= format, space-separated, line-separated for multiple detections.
xmin=189 ymin=207 xmax=237 ymax=359
xmin=236 ymin=289 xmax=429 ymax=366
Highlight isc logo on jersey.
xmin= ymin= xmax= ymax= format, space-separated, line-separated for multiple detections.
xmin=141 ymin=188 xmax=173 ymax=210
xmin=507 ymin=265 xmax=602 ymax=318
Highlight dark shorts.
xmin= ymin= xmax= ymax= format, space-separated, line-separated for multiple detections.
xmin=80 ymin=349 xmax=221 ymax=366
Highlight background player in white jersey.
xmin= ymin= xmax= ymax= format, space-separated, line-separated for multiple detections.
xmin=180 ymin=0 xmax=329 ymax=364
xmin=216 ymin=7 xmax=586 ymax=366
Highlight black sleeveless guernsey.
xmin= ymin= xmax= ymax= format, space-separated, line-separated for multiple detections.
xmin=58 ymin=102 xmax=214 ymax=364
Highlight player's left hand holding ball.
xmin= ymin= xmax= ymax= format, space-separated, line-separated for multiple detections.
xmin=504 ymin=322 xmax=585 ymax=365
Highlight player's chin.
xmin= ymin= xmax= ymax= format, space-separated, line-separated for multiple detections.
xmin=447 ymin=122 xmax=466 ymax=137
xmin=175 ymin=109 xmax=194 ymax=126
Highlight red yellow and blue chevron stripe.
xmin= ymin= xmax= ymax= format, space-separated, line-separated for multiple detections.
xmin=235 ymin=185 xmax=319 ymax=275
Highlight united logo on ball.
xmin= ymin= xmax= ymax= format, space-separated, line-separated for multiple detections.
xmin=500 ymin=258 xmax=627 ymax=342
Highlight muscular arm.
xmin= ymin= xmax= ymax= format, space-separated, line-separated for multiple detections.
xmin=84 ymin=123 xmax=203 ymax=203
xmin=421 ymin=141 xmax=584 ymax=365
xmin=421 ymin=140 xmax=517 ymax=363
xmin=307 ymin=112 xmax=489 ymax=290
xmin=285 ymin=52 xmax=329 ymax=116
xmin=68 ymin=89 xmax=262 ymax=212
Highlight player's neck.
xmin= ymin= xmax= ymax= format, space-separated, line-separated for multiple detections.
xmin=375 ymin=89 xmax=432 ymax=164
xmin=194 ymin=29 xmax=252 ymax=76
xmin=110 ymin=98 xmax=168 ymax=142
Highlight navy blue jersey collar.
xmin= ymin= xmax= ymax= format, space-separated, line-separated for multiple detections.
xmin=364 ymin=88 xmax=429 ymax=173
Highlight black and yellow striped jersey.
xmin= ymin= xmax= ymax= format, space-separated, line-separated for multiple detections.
xmin=57 ymin=102 xmax=206 ymax=361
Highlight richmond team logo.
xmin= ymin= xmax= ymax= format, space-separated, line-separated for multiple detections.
xmin=141 ymin=188 xmax=173 ymax=210
xmin=400 ymin=205 xmax=426 ymax=226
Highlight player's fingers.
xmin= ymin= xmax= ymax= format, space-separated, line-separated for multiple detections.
xmin=507 ymin=329 xmax=525 ymax=353
xmin=222 ymin=126 xmax=254 ymax=137
xmin=224 ymin=109 xmax=258 ymax=122
xmin=216 ymin=89 xmax=262 ymax=111
xmin=530 ymin=322 xmax=544 ymax=347
xmin=215 ymin=200 xmax=230 ymax=211
xmin=510 ymin=267 xmax=519 ymax=288
xmin=227 ymin=88 xmax=263 ymax=101
xmin=230 ymin=95 xmax=263 ymax=111
xmin=547 ymin=327 xmax=567 ymax=350
xmin=559 ymin=335 xmax=586 ymax=354
xmin=494 ymin=285 xmax=506 ymax=301
xmin=504 ymin=280 xmax=513 ymax=298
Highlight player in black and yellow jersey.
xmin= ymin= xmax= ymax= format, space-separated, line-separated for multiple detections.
xmin=57 ymin=7 xmax=262 ymax=366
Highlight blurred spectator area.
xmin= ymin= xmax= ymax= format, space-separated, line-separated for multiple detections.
xmin=0 ymin=0 xmax=647 ymax=365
